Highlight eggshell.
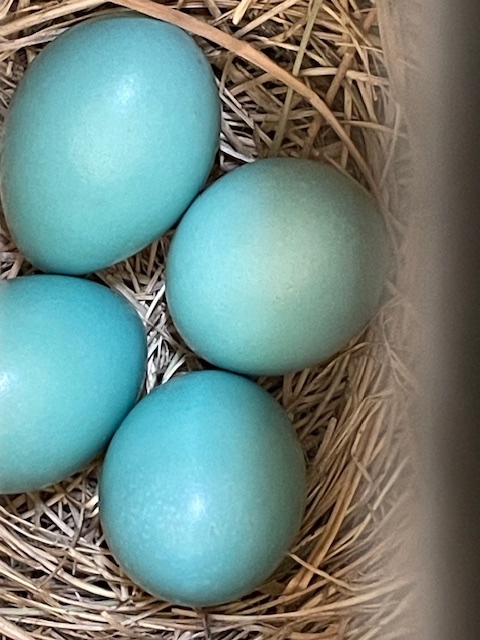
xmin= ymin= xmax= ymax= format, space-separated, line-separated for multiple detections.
xmin=0 ymin=13 xmax=220 ymax=274
xmin=166 ymin=158 xmax=389 ymax=375
xmin=0 ymin=275 xmax=146 ymax=494
xmin=100 ymin=370 xmax=306 ymax=607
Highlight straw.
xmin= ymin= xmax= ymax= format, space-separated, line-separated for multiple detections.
xmin=0 ymin=1 xmax=415 ymax=638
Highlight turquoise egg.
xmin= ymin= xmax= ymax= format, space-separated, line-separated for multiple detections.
xmin=100 ymin=370 xmax=306 ymax=607
xmin=0 ymin=275 xmax=146 ymax=494
xmin=166 ymin=158 xmax=389 ymax=376
xmin=1 ymin=13 xmax=220 ymax=274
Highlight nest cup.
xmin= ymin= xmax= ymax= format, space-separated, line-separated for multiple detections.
xmin=0 ymin=1 xmax=415 ymax=639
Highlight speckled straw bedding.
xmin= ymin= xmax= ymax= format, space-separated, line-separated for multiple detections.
xmin=0 ymin=1 xmax=417 ymax=639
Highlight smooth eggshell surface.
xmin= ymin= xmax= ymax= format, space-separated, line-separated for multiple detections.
xmin=100 ymin=370 xmax=306 ymax=607
xmin=166 ymin=158 xmax=389 ymax=375
xmin=0 ymin=14 xmax=220 ymax=274
xmin=0 ymin=275 xmax=146 ymax=494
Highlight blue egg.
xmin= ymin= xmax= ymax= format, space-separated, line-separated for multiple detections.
xmin=0 ymin=275 xmax=147 ymax=494
xmin=166 ymin=158 xmax=389 ymax=375
xmin=100 ymin=370 xmax=306 ymax=607
xmin=1 ymin=13 xmax=220 ymax=274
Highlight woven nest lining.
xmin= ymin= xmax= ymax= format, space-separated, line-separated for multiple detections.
xmin=0 ymin=1 xmax=414 ymax=639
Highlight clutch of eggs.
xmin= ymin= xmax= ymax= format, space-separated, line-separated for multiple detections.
xmin=0 ymin=12 xmax=220 ymax=274
xmin=0 ymin=8 xmax=390 ymax=609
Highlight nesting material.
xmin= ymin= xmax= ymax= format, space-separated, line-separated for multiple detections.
xmin=0 ymin=1 xmax=415 ymax=639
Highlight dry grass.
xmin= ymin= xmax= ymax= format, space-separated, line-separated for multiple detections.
xmin=0 ymin=1 xmax=416 ymax=639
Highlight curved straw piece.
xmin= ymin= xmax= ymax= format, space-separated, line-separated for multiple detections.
xmin=112 ymin=0 xmax=377 ymax=197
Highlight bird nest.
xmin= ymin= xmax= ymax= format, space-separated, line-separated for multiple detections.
xmin=0 ymin=1 xmax=415 ymax=639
